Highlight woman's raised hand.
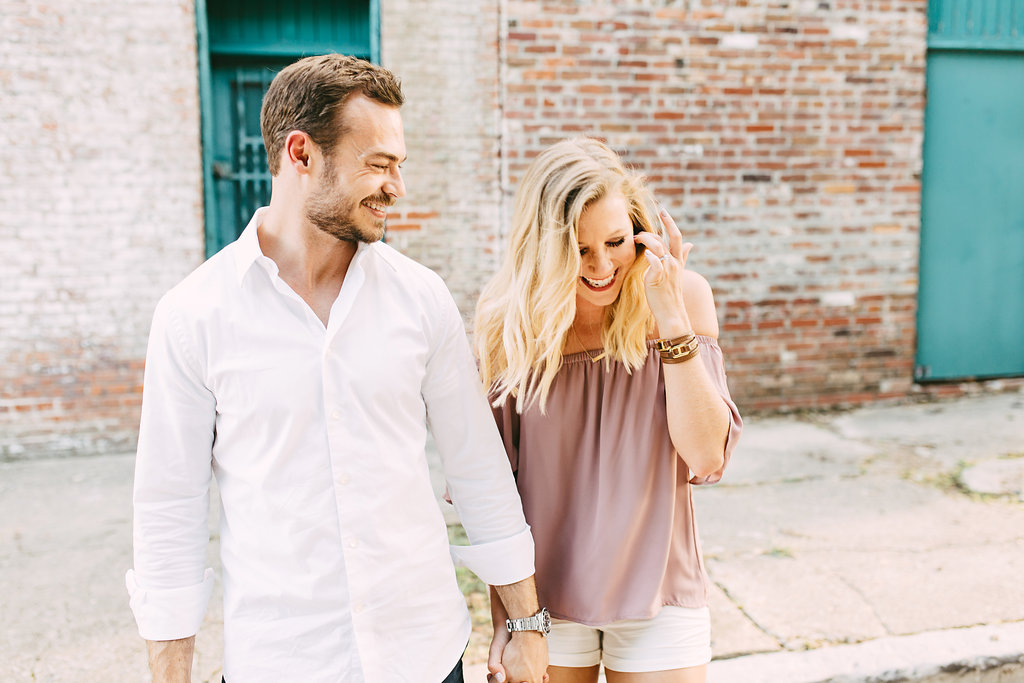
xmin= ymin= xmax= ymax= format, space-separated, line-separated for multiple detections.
xmin=633 ymin=207 xmax=695 ymax=338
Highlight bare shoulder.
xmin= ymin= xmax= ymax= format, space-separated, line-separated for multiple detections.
xmin=681 ymin=270 xmax=720 ymax=338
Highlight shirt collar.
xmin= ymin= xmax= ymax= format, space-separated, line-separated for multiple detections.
xmin=232 ymin=207 xmax=383 ymax=285
xmin=232 ymin=207 xmax=268 ymax=285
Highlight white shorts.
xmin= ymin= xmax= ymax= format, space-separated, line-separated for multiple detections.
xmin=547 ymin=606 xmax=712 ymax=673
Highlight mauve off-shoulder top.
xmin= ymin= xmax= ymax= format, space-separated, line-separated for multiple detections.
xmin=491 ymin=336 xmax=742 ymax=626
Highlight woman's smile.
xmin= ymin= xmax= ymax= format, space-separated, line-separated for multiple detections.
xmin=581 ymin=269 xmax=618 ymax=291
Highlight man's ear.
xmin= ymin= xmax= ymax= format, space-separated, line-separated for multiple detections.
xmin=283 ymin=131 xmax=314 ymax=174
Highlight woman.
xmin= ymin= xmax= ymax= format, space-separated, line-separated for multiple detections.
xmin=476 ymin=138 xmax=742 ymax=683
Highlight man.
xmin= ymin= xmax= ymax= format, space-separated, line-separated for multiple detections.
xmin=127 ymin=54 xmax=548 ymax=683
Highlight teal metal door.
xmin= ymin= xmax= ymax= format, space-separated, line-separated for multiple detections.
xmin=916 ymin=0 xmax=1024 ymax=380
xmin=208 ymin=62 xmax=284 ymax=255
xmin=197 ymin=0 xmax=378 ymax=256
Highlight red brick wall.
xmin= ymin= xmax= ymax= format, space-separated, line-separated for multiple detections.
xmin=500 ymin=0 xmax=931 ymax=410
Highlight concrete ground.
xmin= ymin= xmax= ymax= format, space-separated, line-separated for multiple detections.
xmin=2 ymin=388 xmax=1022 ymax=682
xmin=695 ymin=389 xmax=1024 ymax=682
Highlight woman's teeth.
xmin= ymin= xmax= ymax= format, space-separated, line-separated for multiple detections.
xmin=583 ymin=273 xmax=615 ymax=288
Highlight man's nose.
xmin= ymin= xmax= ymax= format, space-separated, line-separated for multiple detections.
xmin=385 ymin=168 xmax=406 ymax=199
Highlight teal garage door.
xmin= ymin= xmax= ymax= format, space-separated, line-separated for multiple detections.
xmin=197 ymin=0 xmax=378 ymax=256
xmin=916 ymin=0 xmax=1024 ymax=381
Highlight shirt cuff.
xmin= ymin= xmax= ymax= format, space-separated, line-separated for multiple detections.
xmin=449 ymin=526 xmax=535 ymax=586
xmin=125 ymin=568 xmax=214 ymax=641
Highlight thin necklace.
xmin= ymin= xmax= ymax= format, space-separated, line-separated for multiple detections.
xmin=571 ymin=323 xmax=607 ymax=363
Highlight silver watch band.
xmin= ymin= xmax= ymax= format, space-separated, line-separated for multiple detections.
xmin=505 ymin=607 xmax=551 ymax=636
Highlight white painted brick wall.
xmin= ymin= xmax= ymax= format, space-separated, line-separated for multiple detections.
xmin=0 ymin=0 xmax=204 ymax=458
xmin=380 ymin=0 xmax=503 ymax=318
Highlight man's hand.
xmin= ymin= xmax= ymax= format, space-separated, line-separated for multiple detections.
xmin=499 ymin=632 xmax=549 ymax=683
xmin=487 ymin=579 xmax=549 ymax=683
xmin=147 ymin=637 xmax=194 ymax=683
xmin=488 ymin=629 xmax=549 ymax=683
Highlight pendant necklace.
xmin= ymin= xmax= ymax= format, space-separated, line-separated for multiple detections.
xmin=571 ymin=322 xmax=607 ymax=363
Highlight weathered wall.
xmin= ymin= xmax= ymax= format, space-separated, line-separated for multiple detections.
xmin=5 ymin=0 xmax=1014 ymax=460
xmin=0 ymin=1 xmax=205 ymax=458
xmin=500 ymin=0 xmax=929 ymax=410
xmin=380 ymin=0 xmax=505 ymax=315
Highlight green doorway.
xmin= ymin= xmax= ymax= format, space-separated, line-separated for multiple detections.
xmin=916 ymin=1 xmax=1024 ymax=381
xmin=197 ymin=0 xmax=378 ymax=256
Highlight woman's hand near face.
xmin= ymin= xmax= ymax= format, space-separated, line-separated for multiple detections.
xmin=634 ymin=208 xmax=697 ymax=339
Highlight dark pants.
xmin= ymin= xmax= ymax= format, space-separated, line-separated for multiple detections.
xmin=441 ymin=660 xmax=465 ymax=683
xmin=222 ymin=658 xmax=463 ymax=682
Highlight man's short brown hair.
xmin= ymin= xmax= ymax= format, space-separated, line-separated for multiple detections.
xmin=260 ymin=54 xmax=404 ymax=175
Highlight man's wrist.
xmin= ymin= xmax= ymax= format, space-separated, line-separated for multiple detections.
xmin=505 ymin=606 xmax=551 ymax=636
xmin=147 ymin=637 xmax=194 ymax=683
xmin=509 ymin=630 xmax=546 ymax=640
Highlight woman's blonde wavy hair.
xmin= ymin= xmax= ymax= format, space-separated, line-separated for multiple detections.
xmin=475 ymin=137 xmax=661 ymax=414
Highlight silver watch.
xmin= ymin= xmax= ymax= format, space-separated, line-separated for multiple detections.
xmin=505 ymin=607 xmax=551 ymax=636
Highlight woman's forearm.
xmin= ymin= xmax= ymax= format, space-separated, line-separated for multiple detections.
xmin=663 ymin=355 xmax=730 ymax=477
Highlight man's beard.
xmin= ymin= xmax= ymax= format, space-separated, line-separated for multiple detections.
xmin=305 ymin=161 xmax=392 ymax=243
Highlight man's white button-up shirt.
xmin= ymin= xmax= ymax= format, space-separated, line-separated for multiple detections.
xmin=127 ymin=210 xmax=534 ymax=682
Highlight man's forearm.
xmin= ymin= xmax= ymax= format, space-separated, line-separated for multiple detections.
xmin=491 ymin=575 xmax=548 ymax=682
xmin=493 ymin=575 xmax=540 ymax=619
xmin=147 ymin=637 xmax=194 ymax=683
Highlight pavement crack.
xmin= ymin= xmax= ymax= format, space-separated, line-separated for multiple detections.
xmin=836 ymin=572 xmax=891 ymax=636
xmin=712 ymin=579 xmax=785 ymax=649
xmin=715 ymin=474 xmax=837 ymax=488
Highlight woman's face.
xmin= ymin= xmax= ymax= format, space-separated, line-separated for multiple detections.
xmin=574 ymin=189 xmax=638 ymax=311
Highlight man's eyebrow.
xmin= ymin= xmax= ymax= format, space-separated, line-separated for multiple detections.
xmin=366 ymin=151 xmax=407 ymax=164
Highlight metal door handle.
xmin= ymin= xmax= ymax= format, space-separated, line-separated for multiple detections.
xmin=213 ymin=162 xmax=234 ymax=180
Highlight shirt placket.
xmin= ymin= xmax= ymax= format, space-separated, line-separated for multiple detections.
xmin=321 ymin=252 xmax=375 ymax=677
xmin=258 ymin=253 xmax=372 ymax=678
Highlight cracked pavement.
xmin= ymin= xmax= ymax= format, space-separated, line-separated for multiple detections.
xmin=696 ymin=389 xmax=1024 ymax=681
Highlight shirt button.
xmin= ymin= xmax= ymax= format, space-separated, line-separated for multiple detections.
xmin=354 ymin=603 xmax=365 ymax=614
xmin=338 ymin=474 xmax=350 ymax=485
xmin=349 ymin=539 xmax=358 ymax=548
xmin=330 ymin=410 xmax=341 ymax=420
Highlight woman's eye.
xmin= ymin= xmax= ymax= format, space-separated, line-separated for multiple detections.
xmin=373 ymin=164 xmax=389 ymax=171
xmin=579 ymin=248 xmax=588 ymax=256
xmin=608 ymin=238 xmax=626 ymax=247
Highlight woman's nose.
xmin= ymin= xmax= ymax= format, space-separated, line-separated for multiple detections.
xmin=586 ymin=250 xmax=613 ymax=274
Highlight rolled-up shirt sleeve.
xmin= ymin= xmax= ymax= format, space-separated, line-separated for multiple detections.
xmin=447 ymin=528 xmax=535 ymax=586
xmin=421 ymin=287 xmax=535 ymax=587
xmin=127 ymin=296 xmax=216 ymax=640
